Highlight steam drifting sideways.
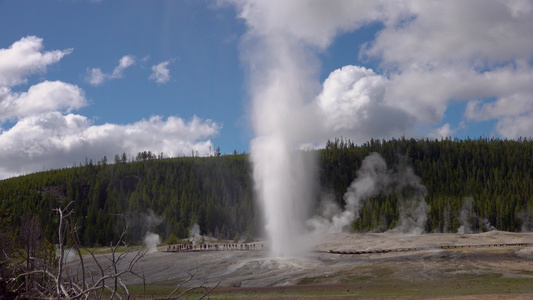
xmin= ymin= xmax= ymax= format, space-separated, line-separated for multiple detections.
xmin=308 ymin=153 xmax=430 ymax=236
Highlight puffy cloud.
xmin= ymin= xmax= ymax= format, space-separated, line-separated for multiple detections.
xmin=495 ymin=114 xmax=533 ymax=138
xmin=226 ymin=0 xmax=385 ymax=144
xmin=0 ymin=37 xmax=220 ymax=179
xmin=86 ymin=55 xmax=136 ymax=86
xmin=87 ymin=68 xmax=106 ymax=86
xmin=317 ymin=65 xmax=413 ymax=142
xmin=0 ymin=38 xmax=87 ymax=124
xmin=112 ymin=55 xmax=135 ymax=77
xmin=229 ymin=0 xmax=533 ymax=143
xmin=428 ymin=123 xmax=455 ymax=139
xmin=0 ymin=81 xmax=87 ymax=121
xmin=465 ymin=94 xmax=533 ymax=122
xmin=149 ymin=61 xmax=171 ymax=84
xmin=364 ymin=1 xmax=533 ymax=68
xmin=361 ymin=1 xmax=533 ymax=138
xmin=228 ymin=0 xmax=379 ymax=49
xmin=0 ymin=36 xmax=72 ymax=87
xmin=0 ymin=113 xmax=220 ymax=178
xmin=319 ymin=66 xmax=385 ymax=132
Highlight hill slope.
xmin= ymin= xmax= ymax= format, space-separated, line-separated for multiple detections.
xmin=1 ymin=138 xmax=532 ymax=247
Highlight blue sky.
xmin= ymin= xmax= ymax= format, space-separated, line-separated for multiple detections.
xmin=1 ymin=0 xmax=247 ymax=151
xmin=1 ymin=0 xmax=532 ymax=178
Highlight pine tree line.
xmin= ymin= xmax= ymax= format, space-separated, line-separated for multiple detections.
xmin=1 ymin=137 xmax=532 ymax=249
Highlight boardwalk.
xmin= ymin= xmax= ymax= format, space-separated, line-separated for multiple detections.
xmin=323 ymin=242 xmax=533 ymax=255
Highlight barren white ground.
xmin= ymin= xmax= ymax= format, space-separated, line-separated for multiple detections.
xmin=68 ymin=231 xmax=533 ymax=289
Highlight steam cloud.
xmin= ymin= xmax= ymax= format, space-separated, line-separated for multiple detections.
xmin=391 ymin=165 xmax=430 ymax=235
xmin=456 ymin=197 xmax=496 ymax=234
xmin=307 ymin=153 xmax=389 ymax=233
xmin=128 ymin=209 xmax=162 ymax=253
xmin=57 ymin=247 xmax=77 ymax=263
xmin=457 ymin=197 xmax=475 ymax=234
xmin=142 ymin=209 xmax=163 ymax=229
xmin=143 ymin=231 xmax=161 ymax=253
xmin=188 ymin=223 xmax=202 ymax=246
xmin=142 ymin=210 xmax=162 ymax=253
xmin=225 ymin=0 xmax=532 ymax=256
xmin=228 ymin=0 xmax=379 ymax=258
xmin=517 ymin=210 xmax=533 ymax=232
xmin=308 ymin=152 xmax=430 ymax=236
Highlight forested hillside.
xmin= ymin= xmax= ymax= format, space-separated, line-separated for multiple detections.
xmin=1 ymin=138 xmax=532 ymax=249
xmin=320 ymin=137 xmax=533 ymax=233
xmin=0 ymin=153 xmax=255 ymax=246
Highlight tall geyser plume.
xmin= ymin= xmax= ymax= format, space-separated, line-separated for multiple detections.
xmin=246 ymin=37 xmax=321 ymax=256
xmin=227 ymin=1 xmax=377 ymax=256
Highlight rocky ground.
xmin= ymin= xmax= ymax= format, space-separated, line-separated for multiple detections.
xmin=67 ymin=231 xmax=533 ymax=298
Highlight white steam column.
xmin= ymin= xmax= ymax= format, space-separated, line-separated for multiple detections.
xmin=245 ymin=30 xmax=321 ymax=256
xmin=231 ymin=0 xmax=370 ymax=257
xmin=251 ymin=136 xmax=315 ymax=257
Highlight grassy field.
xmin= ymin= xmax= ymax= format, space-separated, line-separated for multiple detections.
xmin=67 ymin=245 xmax=142 ymax=256
xmin=123 ymin=271 xmax=533 ymax=299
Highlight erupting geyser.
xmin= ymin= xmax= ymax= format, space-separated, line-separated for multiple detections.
xmin=244 ymin=26 xmax=323 ymax=256
xmin=230 ymin=1 xmax=375 ymax=257
xmin=246 ymin=36 xmax=321 ymax=256
xmin=251 ymin=138 xmax=316 ymax=256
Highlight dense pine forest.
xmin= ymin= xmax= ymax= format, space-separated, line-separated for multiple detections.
xmin=1 ymin=138 xmax=532 ymax=250
xmin=320 ymin=137 xmax=533 ymax=233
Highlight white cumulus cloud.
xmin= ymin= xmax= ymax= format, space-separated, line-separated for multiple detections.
xmin=428 ymin=123 xmax=455 ymax=139
xmin=149 ymin=61 xmax=171 ymax=84
xmin=0 ymin=37 xmax=221 ymax=179
xmin=364 ymin=1 xmax=533 ymax=69
xmin=362 ymin=0 xmax=533 ymax=139
xmin=0 ymin=113 xmax=220 ymax=179
xmin=226 ymin=0 xmax=533 ymax=145
xmin=228 ymin=0 xmax=380 ymax=50
xmin=86 ymin=55 xmax=136 ymax=86
xmin=0 ymin=36 xmax=72 ymax=87
xmin=0 ymin=81 xmax=87 ymax=122
xmin=495 ymin=114 xmax=533 ymax=139
xmin=465 ymin=94 xmax=533 ymax=122
xmin=317 ymin=65 xmax=413 ymax=142
xmin=228 ymin=0 xmax=533 ymax=145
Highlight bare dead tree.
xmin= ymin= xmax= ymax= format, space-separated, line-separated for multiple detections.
xmin=20 ymin=211 xmax=42 ymax=294
xmin=54 ymin=202 xmax=73 ymax=297
xmin=6 ymin=203 xmax=219 ymax=299
xmin=68 ymin=210 xmax=86 ymax=291
xmin=58 ymin=211 xmax=148 ymax=299
xmin=163 ymin=267 xmax=220 ymax=300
